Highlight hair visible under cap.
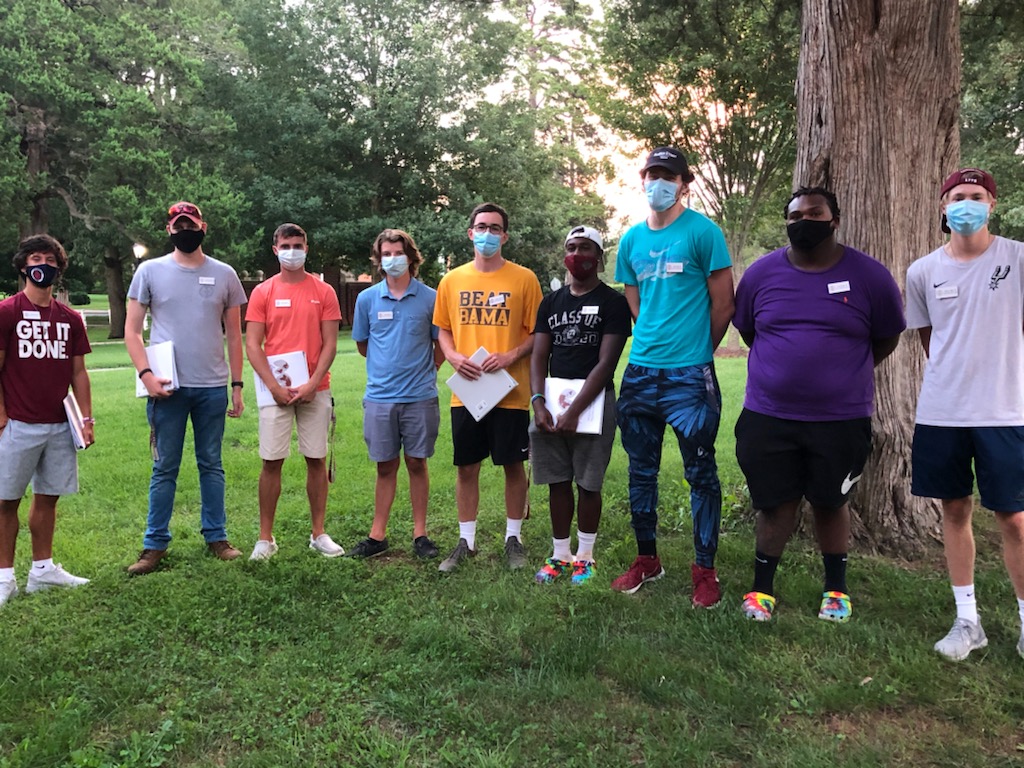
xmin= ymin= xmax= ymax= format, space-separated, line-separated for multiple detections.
xmin=273 ymin=222 xmax=307 ymax=245
xmin=13 ymin=233 xmax=68 ymax=274
xmin=785 ymin=187 xmax=841 ymax=219
xmin=371 ymin=228 xmax=424 ymax=277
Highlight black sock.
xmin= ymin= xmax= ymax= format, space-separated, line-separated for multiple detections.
xmin=822 ymin=552 xmax=848 ymax=593
xmin=752 ymin=551 xmax=781 ymax=595
xmin=638 ymin=539 xmax=657 ymax=557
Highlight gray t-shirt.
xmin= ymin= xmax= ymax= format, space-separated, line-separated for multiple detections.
xmin=128 ymin=253 xmax=247 ymax=387
xmin=906 ymin=236 xmax=1024 ymax=426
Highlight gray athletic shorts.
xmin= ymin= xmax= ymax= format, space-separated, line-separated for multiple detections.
xmin=0 ymin=419 xmax=79 ymax=499
xmin=363 ymin=398 xmax=440 ymax=462
xmin=528 ymin=391 xmax=617 ymax=491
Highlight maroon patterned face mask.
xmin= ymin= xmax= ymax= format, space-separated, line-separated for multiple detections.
xmin=564 ymin=254 xmax=599 ymax=280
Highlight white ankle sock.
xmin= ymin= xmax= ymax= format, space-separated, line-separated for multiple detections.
xmin=32 ymin=558 xmax=54 ymax=571
xmin=0 ymin=567 xmax=14 ymax=582
xmin=505 ymin=517 xmax=523 ymax=542
xmin=575 ymin=530 xmax=597 ymax=562
xmin=953 ymin=584 xmax=979 ymax=624
xmin=459 ymin=521 xmax=477 ymax=551
xmin=552 ymin=537 xmax=572 ymax=562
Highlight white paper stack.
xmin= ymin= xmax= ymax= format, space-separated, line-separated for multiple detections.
xmin=254 ymin=350 xmax=310 ymax=408
xmin=63 ymin=393 xmax=87 ymax=450
xmin=135 ymin=341 xmax=178 ymax=398
xmin=543 ymin=377 xmax=605 ymax=435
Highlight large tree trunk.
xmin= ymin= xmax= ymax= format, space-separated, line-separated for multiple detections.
xmin=795 ymin=0 xmax=960 ymax=556
xmin=103 ymin=245 xmax=127 ymax=339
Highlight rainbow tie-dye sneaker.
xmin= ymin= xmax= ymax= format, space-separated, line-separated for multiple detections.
xmin=535 ymin=558 xmax=572 ymax=584
xmin=570 ymin=560 xmax=595 ymax=586
xmin=818 ymin=591 xmax=852 ymax=623
xmin=741 ymin=591 xmax=776 ymax=622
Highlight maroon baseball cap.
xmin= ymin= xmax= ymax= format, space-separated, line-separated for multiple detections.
xmin=167 ymin=201 xmax=204 ymax=225
xmin=940 ymin=168 xmax=997 ymax=199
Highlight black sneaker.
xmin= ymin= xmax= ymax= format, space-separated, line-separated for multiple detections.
xmin=438 ymin=538 xmax=475 ymax=573
xmin=413 ymin=535 xmax=439 ymax=559
xmin=345 ymin=537 xmax=389 ymax=559
xmin=504 ymin=536 xmax=527 ymax=570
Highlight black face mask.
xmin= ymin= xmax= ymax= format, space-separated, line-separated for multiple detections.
xmin=170 ymin=228 xmax=205 ymax=254
xmin=787 ymin=218 xmax=835 ymax=253
xmin=23 ymin=263 xmax=59 ymax=288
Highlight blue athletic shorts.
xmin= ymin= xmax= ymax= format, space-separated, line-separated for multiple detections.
xmin=911 ymin=424 xmax=1024 ymax=512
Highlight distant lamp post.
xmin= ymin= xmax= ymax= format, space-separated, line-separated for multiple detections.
xmin=132 ymin=242 xmax=147 ymax=261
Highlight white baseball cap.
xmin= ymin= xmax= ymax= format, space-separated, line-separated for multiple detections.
xmin=564 ymin=225 xmax=604 ymax=251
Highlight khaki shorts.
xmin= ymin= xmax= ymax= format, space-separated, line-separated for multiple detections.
xmin=258 ymin=390 xmax=333 ymax=460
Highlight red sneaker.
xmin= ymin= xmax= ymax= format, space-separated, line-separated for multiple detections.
xmin=611 ymin=555 xmax=665 ymax=594
xmin=691 ymin=563 xmax=721 ymax=608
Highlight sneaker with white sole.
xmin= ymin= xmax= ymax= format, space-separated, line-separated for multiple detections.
xmin=309 ymin=533 xmax=344 ymax=557
xmin=26 ymin=564 xmax=89 ymax=594
xmin=934 ymin=617 xmax=988 ymax=661
xmin=250 ymin=539 xmax=278 ymax=561
xmin=0 ymin=580 xmax=17 ymax=607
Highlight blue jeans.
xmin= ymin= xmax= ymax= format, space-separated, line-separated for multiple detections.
xmin=617 ymin=363 xmax=722 ymax=567
xmin=144 ymin=387 xmax=228 ymax=549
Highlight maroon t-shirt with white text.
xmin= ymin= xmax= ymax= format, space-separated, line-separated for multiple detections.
xmin=0 ymin=293 xmax=91 ymax=423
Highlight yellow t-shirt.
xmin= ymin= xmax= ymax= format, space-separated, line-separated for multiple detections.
xmin=433 ymin=259 xmax=543 ymax=410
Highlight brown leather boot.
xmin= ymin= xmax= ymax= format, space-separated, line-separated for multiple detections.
xmin=127 ymin=549 xmax=167 ymax=576
xmin=208 ymin=540 xmax=241 ymax=560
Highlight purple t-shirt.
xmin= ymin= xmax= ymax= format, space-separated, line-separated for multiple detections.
xmin=733 ymin=246 xmax=906 ymax=421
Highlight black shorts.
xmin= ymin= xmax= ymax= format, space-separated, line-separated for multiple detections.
xmin=734 ymin=409 xmax=872 ymax=510
xmin=451 ymin=407 xmax=530 ymax=467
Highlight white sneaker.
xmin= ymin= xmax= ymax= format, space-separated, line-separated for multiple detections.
xmin=309 ymin=533 xmax=344 ymax=557
xmin=0 ymin=579 xmax=17 ymax=607
xmin=26 ymin=564 xmax=89 ymax=594
xmin=250 ymin=538 xmax=278 ymax=561
xmin=934 ymin=617 xmax=988 ymax=661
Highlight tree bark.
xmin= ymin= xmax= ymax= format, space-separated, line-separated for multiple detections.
xmin=795 ymin=0 xmax=960 ymax=556
xmin=103 ymin=245 xmax=127 ymax=339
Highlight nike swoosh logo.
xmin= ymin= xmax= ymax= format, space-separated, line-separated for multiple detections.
xmin=841 ymin=472 xmax=862 ymax=495
xmin=933 ymin=281 xmax=948 ymax=288
xmin=755 ymin=557 xmax=768 ymax=564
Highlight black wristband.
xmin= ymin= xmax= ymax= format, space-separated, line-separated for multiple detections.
xmin=138 ymin=368 xmax=153 ymax=379
xmin=231 ymin=380 xmax=244 ymax=388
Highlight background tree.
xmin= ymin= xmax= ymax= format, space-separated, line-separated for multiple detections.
xmin=795 ymin=0 xmax=960 ymax=555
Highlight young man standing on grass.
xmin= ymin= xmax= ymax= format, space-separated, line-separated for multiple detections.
xmin=0 ymin=234 xmax=93 ymax=606
xmin=350 ymin=228 xmax=443 ymax=560
xmin=733 ymin=188 xmax=905 ymax=623
xmin=432 ymin=202 xmax=543 ymax=573
xmin=529 ymin=226 xmax=630 ymax=586
xmin=125 ymin=201 xmax=247 ymax=575
xmin=246 ymin=223 xmax=344 ymax=561
xmin=612 ymin=147 xmax=734 ymax=605
xmin=906 ymin=168 xmax=1024 ymax=661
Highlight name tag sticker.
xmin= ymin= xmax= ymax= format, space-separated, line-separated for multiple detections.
xmin=488 ymin=295 xmax=506 ymax=306
xmin=665 ymin=262 xmax=684 ymax=274
xmin=198 ymin=276 xmax=216 ymax=285
xmin=936 ymin=286 xmax=959 ymax=300
xmin=581 ymin=305 xmax=599 ymax=315
xmin=377 ymin=311 xmax=394 ymax=320
xmin=275 ymin=299 xmax=291 ymax=308
xmin=828 ymin=281 xmax=851 ymax=294
xmin=22 ymin=310 xmax=40 ymax=320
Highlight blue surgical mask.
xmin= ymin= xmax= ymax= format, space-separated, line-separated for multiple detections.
xmin=945 ymin=200 xmax=990 ymax=236
xmin=277 ymin=248 xmax=306 ymax=271
xmin=381 ymin=254 xmax=408 ymax=277
xmin=473 ymin=231 xmax=502 ymax=258
xmin=644 ymin=179 xmax=680 ymax=212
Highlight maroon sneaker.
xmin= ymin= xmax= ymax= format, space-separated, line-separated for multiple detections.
xmin=691 ymin=563 xmax=721 ymax=608
xmin=611 ymin=555 xmax=665 ymax=594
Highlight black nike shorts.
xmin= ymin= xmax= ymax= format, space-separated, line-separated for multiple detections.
xmin=734 ymin=409 xmax=872 ymax=510
xmin=451 ymin=406 xmax=530 ymax=467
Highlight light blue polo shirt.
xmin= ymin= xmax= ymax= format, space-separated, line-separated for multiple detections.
xmin=615 ymin=208 xmax=731 ymax=368
xmin=352 ymin=278 xmax=439 ymax=403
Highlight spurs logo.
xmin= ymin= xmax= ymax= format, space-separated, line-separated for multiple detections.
xmin=990 ymin=265 xmax=1010 ymax=290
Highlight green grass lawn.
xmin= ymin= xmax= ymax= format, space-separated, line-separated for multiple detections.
xmin=1 ymin=333 xmax=1022 ymax=767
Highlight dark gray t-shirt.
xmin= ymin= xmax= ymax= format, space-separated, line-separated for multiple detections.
xmin=906 ymin=236 xmax=1024 ymax=426
xmin=128 ymin=254 xmax=247 ymax=387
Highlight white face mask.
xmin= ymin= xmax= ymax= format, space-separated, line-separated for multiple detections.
xmin=381 ymin=254 xmax=408 ymax=277
xmin=277 ymin=248 xmax=306 ymax=271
